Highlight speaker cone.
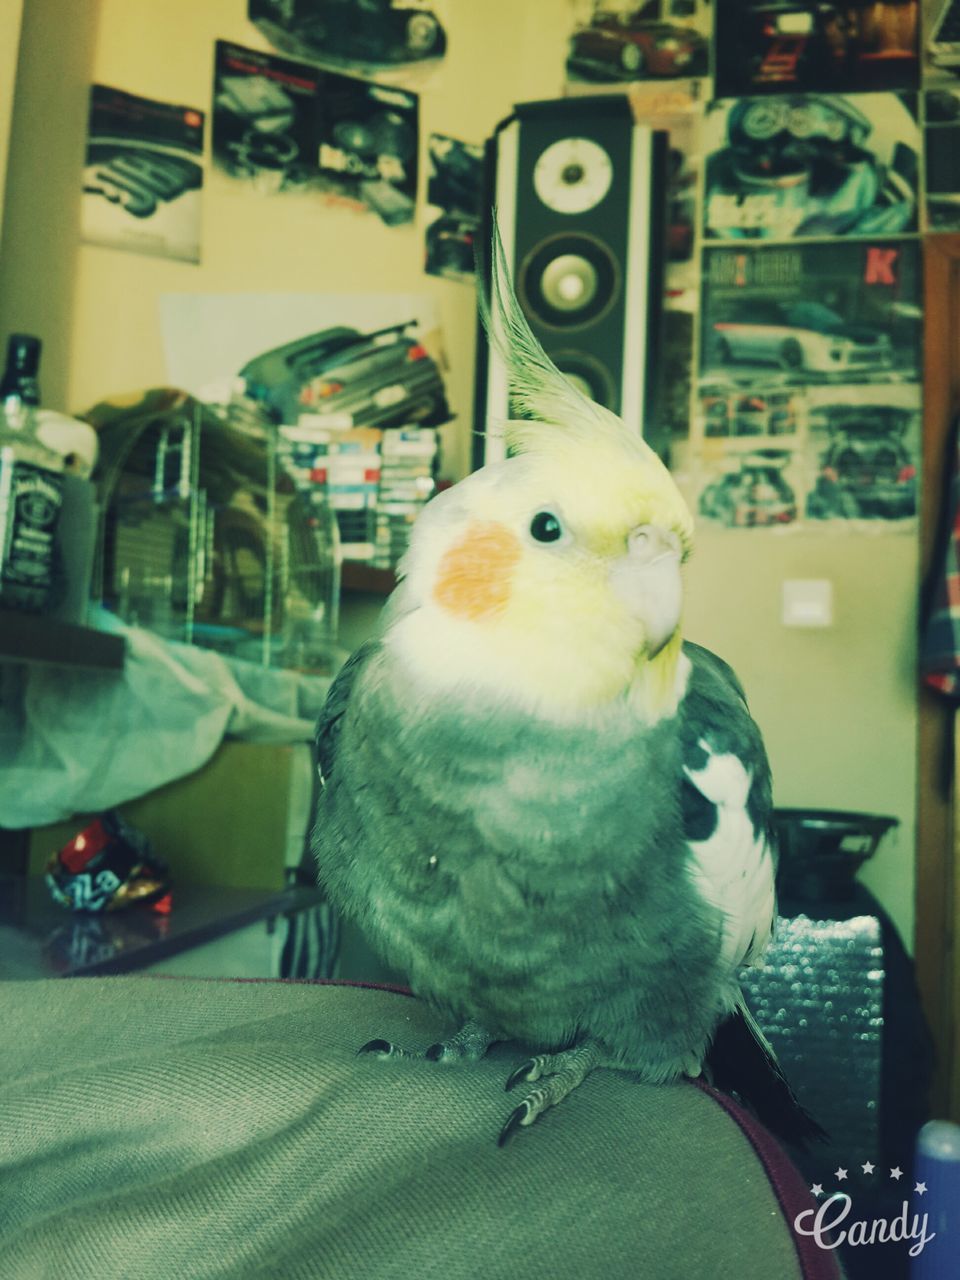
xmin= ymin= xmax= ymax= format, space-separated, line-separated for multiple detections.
xmin=520 ymin=233 xmax=620 ymax=330
xmin=552 ymin=350 xmax=617 ymax=409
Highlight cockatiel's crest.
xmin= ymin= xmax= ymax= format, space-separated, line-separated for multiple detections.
xmin=479 ymin=219 xmax=694 ymax=558
xmin=385 ymin=222 xmax=696 ymax=721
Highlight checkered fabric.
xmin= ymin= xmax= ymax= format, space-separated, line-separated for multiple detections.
xmin=921 ymin=419 xmax=960 ymax=697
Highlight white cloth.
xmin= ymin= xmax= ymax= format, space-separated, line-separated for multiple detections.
xmin=0 ymin=610 xmax=331 ymax=828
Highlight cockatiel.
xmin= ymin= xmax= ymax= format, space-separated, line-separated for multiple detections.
xmin=313 ymin=236 xmax=820 ymax=1148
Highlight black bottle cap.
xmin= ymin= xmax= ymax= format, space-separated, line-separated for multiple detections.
xmin=1 ymin=333 xmax=42 ymax=404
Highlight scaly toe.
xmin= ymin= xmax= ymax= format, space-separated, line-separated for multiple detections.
xmin=505 ymin=1056 xmax=548 ymax=1091
xmin=498 ymin=1099 xmax=535 ymax=1146
xmin=357 ymin=1038 xmax=415 ymax=1059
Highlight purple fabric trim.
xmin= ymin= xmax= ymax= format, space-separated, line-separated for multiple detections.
xmin=144 ymin=973 xmax=415 ymax=995
xmin=691 ymin=1078 xmax=842 ymax=1280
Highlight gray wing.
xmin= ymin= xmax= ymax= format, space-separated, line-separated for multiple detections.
xmin=678 ymin=641 xmax=777 ymax=970
xmin=315 ymin=640 xmax=380 ymax=787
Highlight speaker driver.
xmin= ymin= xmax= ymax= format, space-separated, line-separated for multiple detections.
xmin=552 ymin=350 xmax=617 ymax=408
xmin=540 ymin=254 xmax=598 ymax=313
xmin=520 ymin=233 xmax=620 ymax=330
xmin=533 ymin=137 xmax=613 ymax=214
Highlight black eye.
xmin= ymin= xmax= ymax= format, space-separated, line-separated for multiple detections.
xmin=529 ymin=510 xmax=564 ymax=543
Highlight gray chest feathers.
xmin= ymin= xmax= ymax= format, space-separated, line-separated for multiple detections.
xmin=314 ymin=668 xmax=730 ymax=1064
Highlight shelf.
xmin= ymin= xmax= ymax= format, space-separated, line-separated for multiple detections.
xmin=341 ymin=561 xmax=396 ymax=597
xmin=0 ymin=610 xmax=125 ymax=670
xmin=0 ymin=876 xmax=327 ymax=978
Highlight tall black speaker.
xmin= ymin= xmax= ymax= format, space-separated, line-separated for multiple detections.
xmin=474 ymin=95 xmax=668 ymax=469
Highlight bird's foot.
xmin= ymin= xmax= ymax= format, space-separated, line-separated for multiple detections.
xmin=425 ymin=1018 xmax=496 ymax=1063
xmin=500 ymin=1038 xmax=604 ymax=1146
xmin=681 ymin=1052 xmax=703 ymax=1079
xmin=357 ymin=1018 xmax=495 ymax=1064
xmin=356 ymin=1038 xmax=418 ymax=1060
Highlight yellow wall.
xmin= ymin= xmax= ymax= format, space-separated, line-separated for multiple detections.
xmin=61 ymin=0 xmax=574 ymax=481
xmin=0 ymin=0 xmax=920 ymax=947
xmin=0 ymin=0 xmax=25 ymax=247
xmin=0 ymin=0 xmax=99 ymax=410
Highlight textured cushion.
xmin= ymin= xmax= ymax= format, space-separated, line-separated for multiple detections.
xmin=0 ymin=978 xmax=839 ymax=1279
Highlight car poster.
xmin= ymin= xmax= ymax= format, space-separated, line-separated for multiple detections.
xmin=424 ymin=133 xmax=483 ymax=282
xmin=565 ymin=0 xmax=711 ymax=85
xmin=212 ymin=41 xmax=418 ymax=226
xmin=248 ymin=0 xmax=447 ymax=83
xmin=628 ymin=81 xmax=703 ymax=285
xmin=703 ymin=92 xmax=920 ymax=241
xmin=81 ymin=85 xmax=204 ymax=264
xmin=924 ymin=0 xmax=960 ymax=87
xmin=688 ymin=240 xmax=921 ymax=527
xmin=160 ymin=292 xmax=452 ymax=562
xmin=701 ymin=240 xmax=921 ymax=386
xmin=714 ymin=0 xmax=920 ymax=98
xmin=924 ymin=88 xmax=960 ymax=229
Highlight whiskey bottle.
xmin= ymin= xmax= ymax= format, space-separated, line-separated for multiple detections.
xmin=0 ymin=334 xmax=64 ymax=612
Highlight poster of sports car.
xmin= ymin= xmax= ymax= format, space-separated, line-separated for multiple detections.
xmin=691 ymin=381 xmax=920 ymax=528
xmin=423 ymin=134 xmax=483 ymax=282
xmin=924 ymin=88 xmax=960 ymax=229
xmin=693 ymin=242 xmax=921 ymax=528
xmin=565 ymin=0 xmax=710 ymax=84
xmin=81 ymin=85 xmax=204 ymax=264
xmin=703 ymin=92 xmax=920 ymax=240
xmin=924 ymin=0 xmax=960 ymax=87
xmin=802 ymin=381 xmax=920 ymax=522
xmin=700 ymin=240 xmax=921 ymax=389
xmin=212 ymin=41 xmax=418 ymax=226
xmin=248 ymin=0 xmax=447 ymax=81
xmin=714 ymin=0 xmax=920 ymax=98
xmin=160 ymin=291 xmax=452 ymax=561
xmin=627 ymin=81 xmax=703 ymax=283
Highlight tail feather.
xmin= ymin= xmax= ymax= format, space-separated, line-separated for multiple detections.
xmin=705 ymin=1000 xmax=828 ymax=1150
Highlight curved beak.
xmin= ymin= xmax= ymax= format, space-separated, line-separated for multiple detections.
xmin=608 ymin=526 xmax=683 ymax=656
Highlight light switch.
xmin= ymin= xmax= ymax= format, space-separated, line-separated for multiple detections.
xmin=782 ymin=579 xmax=833 ymax=628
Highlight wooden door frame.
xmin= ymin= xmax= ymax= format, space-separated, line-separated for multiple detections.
xmin=916 ymin=235 xmax=960 ymax=1121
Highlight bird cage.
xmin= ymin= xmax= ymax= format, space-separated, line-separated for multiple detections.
xmin=87 ymin=388 xmax=341 ymax=672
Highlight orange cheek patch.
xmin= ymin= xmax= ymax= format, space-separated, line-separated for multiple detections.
xmin=433 ymin=520 xmax=522 ymax=620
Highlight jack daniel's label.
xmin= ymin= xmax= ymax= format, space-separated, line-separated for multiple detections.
xmin=0 ymin=458 xmax=63 ymax=608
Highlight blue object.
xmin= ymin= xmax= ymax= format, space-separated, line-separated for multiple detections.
xmin=912 ymin=1120 xmax=960 ymax=1279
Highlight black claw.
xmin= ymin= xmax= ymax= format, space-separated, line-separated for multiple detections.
xmin=505 ymin=1060 xmax=535 ymax=1092
xmin=498 ymin=1101 xmax=531 ymax=1147
xmin=357 ymin=1038 xmax=395 ymax=1057
xmin=425 ymin=1042 xmax=445 ymax=1061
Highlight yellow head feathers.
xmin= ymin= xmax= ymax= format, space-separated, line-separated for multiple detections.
xmin=479 ymin=217 xmax=694 ymax=558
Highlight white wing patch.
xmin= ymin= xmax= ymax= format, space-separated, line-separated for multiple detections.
xmin=684 ymin=739 xmax=775 ymax=971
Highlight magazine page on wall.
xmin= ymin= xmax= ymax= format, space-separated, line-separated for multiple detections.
xmin=626 ymin=81 xmax=706 ymax=452
xmin=81 ymin=86 xmax=205 ymax=264
xmin=423 ymin=134 xmax=483 ymax=283
xmin=212 ymin=41 xmax=418 ymax=226
xmin=691 ymin=240 xmax=921 ymax=531
xmin=565 ymin=0 xmax=711 ymax=87
xmin=160 ymin=292 xmax=451 ymax=565
xmin=924 ymin=87 xmax=960 ymax=229
xmin=248 ymin=0 xmax=448 ymax=85
xmin=702 ymin=92 xmax=920 ymax=241
xmin=714 ymin=0 xmax=920 ymax=98
xmin=924 ymin=0 xmax=960 ymax=87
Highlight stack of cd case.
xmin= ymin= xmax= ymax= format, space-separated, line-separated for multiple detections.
xmin=373 ymin=427 xmax=438 ymax=569
xmin=279 ymin=422 xmax=438 ymax=568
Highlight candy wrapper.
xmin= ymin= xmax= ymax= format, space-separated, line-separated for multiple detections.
xmin=45 ymin=812 xmax=170 ymax=913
